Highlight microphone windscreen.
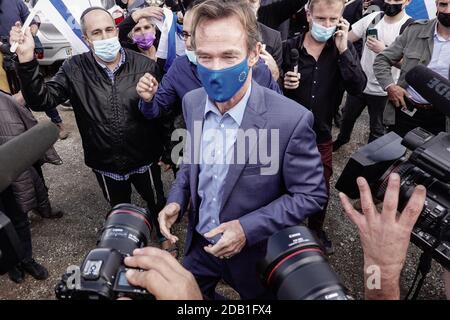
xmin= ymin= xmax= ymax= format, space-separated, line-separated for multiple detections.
xmin=405 ymin=65 xmax=450 ymax=118
xmin=0 ymin=122 xmax=59 ymax=193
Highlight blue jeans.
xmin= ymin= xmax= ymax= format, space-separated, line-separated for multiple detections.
xmin=45 ymin=108 xmax=62 ymax=124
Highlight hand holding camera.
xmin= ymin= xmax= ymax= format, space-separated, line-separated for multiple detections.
xmin=124 ymin=247 xmax=202 ymax=300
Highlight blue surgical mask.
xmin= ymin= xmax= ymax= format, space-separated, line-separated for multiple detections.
xmin=310 ymin=21 xmax=336 ymax=42
xmin=197 ymin=58 xmax=249 ymax=103
xmin=185 ymin=49 xmax=197 ymax=65
xmin=92 ymin=36 xmax=121 ymax=63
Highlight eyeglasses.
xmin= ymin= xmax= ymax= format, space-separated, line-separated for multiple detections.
xmin=182 ymin=31 xmax=192 ymax=41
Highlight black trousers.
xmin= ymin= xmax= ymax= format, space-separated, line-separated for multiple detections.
xmin=94 ymin=165 xmax=166 ymax=241
xmin=394 ymin=107 xmax=446 ymax=138
xmin=0 ymin=187 xmax=32 ymax=262
xmin=337 ymin=93 xmax=388 ymax=144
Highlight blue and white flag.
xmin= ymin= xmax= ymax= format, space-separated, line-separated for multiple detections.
xmin=406 ymin=0 xmax=437 ymax=20
xmin=29 ymin=0 xmax=106 ymax=54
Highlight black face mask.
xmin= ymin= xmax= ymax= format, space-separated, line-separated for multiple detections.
xmin=383 ymin=3 xmax=403 ymax=17
xmin=438 ymin=12 xmax=450 ymax=28
xmin=116 ymin=0 xmax=128 ymax=9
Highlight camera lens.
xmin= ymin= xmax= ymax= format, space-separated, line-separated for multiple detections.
xmin=259 ymin=226 xmax=349 ymax=300
xmin=98 ymin=204 xmax=152 ymax=256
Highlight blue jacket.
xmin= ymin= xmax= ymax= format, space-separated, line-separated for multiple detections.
xmin=168 ymin=81 xmax=327 ymax=255
xmin=139 ymin=56 xmax=282 ymax=119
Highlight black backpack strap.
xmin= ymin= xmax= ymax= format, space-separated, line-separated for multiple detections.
xmin=364 ymin=12 xmax=384 ymax=43
xmin=400 ymin=18 xmax=415 ymax=34
xmin=368 ymin=11 xmax=384 ymax=29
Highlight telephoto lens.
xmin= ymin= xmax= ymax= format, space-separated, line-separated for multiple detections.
xmin=98 ymin=203 xmax=153 ymax=255
xmin=259 ymin=226 xmax=350 ymax=300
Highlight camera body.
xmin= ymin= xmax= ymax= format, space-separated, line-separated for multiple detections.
xmin=55 ymin=204 xmax=154 ymax=300
xmin=336 ymin=128 xmax=450 ymax=269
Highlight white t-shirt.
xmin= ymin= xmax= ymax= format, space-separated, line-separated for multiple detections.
xmin=352 ymin=12 xmax=411 ymax=96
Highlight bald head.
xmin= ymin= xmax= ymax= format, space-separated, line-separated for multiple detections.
xmin=80 ymin=7 xmax=115 ymax=36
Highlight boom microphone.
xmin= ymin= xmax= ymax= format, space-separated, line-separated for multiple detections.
xmin=0 ymin=122 xmax=59 ymax=193
xmin=405 ymin=65 xmax=450 ymax=118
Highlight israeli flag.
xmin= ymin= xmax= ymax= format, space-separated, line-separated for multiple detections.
xmin=27 ymin=0 xmax=107 ymax=54
xmin=406 ymin=0 xmax=437 ymax=20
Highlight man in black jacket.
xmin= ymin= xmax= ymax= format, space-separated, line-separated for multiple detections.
xmin=282 ymin=0 xmax=367 ymax=255
xmin=248 ymin=0 xmax=283 ymax=81
xmin=9 ymin=7 xmax=172 ymax=251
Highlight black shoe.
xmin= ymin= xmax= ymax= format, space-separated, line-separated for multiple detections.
xmin=8 ymin=265 xmax=25 ymax=284
xmin=39 ymin=208 xmax=64 ymax=219
xmin=332 ymin=139 xmax=346 ymax=152
xmin=316 ymin=230 xmax=334 ymax=256
xmin=21 ymin=259 xmax=49 ymax=280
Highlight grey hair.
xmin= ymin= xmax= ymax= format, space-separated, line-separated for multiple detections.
xmin=127 ymin=17 xmax=156 ymax=40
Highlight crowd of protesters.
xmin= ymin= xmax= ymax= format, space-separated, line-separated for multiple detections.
xmin=1 ymin=0 xmax=449 ymax=299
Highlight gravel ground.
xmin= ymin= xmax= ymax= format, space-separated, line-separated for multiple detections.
xmin=0 ymin=105 xmax=446 ymax=300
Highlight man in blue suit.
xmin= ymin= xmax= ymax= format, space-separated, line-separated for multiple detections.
xmin=139 ymin=0 xmax=327 ymax=299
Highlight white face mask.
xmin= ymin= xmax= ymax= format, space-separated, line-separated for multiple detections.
xmin=92 ymin=36 xmax=121 ymax=62
xmin=185 ymin=49 xmax=198 ymax=65
xmin=250 ymin=3 xmax=259 ymax=17
xmin=310 ymin=21 xmax=336 ymax=42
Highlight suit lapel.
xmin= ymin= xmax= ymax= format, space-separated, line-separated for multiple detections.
xmin=219 ymin=82 xmax=267 ymax=213
xmin=189 ymin=91 xmax=206 ymax=211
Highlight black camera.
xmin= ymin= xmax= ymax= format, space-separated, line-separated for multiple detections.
xmin=336 ymin=128 xmax=450 ymax=270
xmin=259 ymin=225 xmax=350 ymax=300
xmin=55 ymin=204 xmax=154 ymax=300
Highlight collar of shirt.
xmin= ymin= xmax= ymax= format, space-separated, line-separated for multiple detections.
xmin=94 ymin=47 xmax=126 ymax=79
xmin=298 ymin=32 xmax=335 ymax=53
xmin=203 ymin=84 xmax=252 ymax=127
xmin=434 ymin=24 xmax=450 ymax=43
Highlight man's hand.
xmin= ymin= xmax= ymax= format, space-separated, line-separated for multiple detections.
xmin=131 ymin=6 xmax=164 ymax=22
xmin=386 ymin=84 xmax=409 ymax=108
xmin=124 ymin=247 xmax=203 ymax=300
xmin=334 ymin=18 xmax=350 ymax=54
xmin=30 ymin=24 xmax=39 ymax=37
xmin=366 ymin=37 xmax=386 ymax=54
xmin=12 ymin=91 xmax=26 ymax=107
xmin=9 ymin=22 xmax=35 ymax=63
xmin=283 ymin=71 xmax=300 ymax=90
xmin=158 ymin=203 xmax=181 ymax=244
xmin=260 ymin=47 xmax=279 ymax=81
xmin=203 ymin=220 xmax=246 ymax=259
xmin=158 ymin=160 xmax=172 ymax=172
xmin=136 ymin=73 xmax=158 ymax=103
xmin=339 ymin=173 xmax=426 ymax=300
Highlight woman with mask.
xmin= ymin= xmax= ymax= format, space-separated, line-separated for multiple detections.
xmin=118 ymin=6 xmax=164 ymax=55
xmin=129 ymin=17 xmax=158 ymax=60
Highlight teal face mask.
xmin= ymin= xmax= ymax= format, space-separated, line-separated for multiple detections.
xmin=197 ymin=58 xmax=249 ymax=103
xmin=92 ymin=36 xmax=121 ymax=63
xmin=185 ymin=49 xmax=198 ymax=65
xmin=310 ymin=21 xmax=336 ymax=42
